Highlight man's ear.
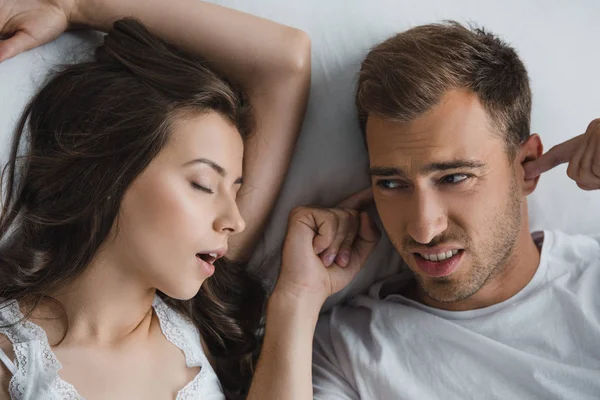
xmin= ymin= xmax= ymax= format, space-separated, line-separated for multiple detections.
xmin=516 ymin=134 xmax=543 ymax=195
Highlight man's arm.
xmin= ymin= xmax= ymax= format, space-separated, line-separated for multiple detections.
xmin=247 ymin=290 xmax=321 ymax=399
xmin=247 ymin=291 xmax=360 ymax=400
xmin=248 ymin=190 xmax=379 ymax=398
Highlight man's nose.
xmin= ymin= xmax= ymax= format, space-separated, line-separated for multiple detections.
xmin=405 ymin=188 xmax=448 ymax=244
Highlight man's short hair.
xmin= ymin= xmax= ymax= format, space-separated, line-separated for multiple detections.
xmin=356 ymin=21 xmax=532 ymax=157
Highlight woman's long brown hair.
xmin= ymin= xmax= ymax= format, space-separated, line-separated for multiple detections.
xmin=0 ymin=19 xmax=266 ymax=399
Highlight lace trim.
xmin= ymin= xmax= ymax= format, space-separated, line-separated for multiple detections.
xmin=0 ymin=300 xmax=82 ymax=399
xmin=152 ymin=296 xmax=207 ymax=399
xmin=0 ymin=297 xmax=212 ymax=399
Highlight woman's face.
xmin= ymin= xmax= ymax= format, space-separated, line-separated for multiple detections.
xmin=109 ymin=111 xmax=245 ymax=300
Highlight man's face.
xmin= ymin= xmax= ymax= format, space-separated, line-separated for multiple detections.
xmin=367 ymin=90 xmax=524 ymax=303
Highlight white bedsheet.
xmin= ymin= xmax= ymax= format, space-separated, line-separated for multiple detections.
xmin=1 ymin=0 xmax=598 ymax=310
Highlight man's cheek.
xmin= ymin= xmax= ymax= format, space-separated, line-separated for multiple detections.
xmin=382 ymin=215 xmax=406 ymax=249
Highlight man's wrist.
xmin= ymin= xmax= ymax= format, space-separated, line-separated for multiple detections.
xmin=270 ymin=281 xmax=327 ymax=314
xmin=267 ymin=286 xmax=323 ymax=329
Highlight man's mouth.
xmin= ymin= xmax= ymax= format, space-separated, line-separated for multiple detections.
xmin=412 ymin=248 xmax=465 ymax=278
xmin=415 ymin=249 xmax=461 ymax=262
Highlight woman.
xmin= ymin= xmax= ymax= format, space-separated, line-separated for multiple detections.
xmin=0 ymin=0 xmax=311 ymax=398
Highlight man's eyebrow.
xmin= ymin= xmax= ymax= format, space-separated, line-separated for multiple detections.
xmin=369 ymin=160 xmax=486 ymax=177
xmin=369 ymin=167 xmax=406 ymax=177
xmin=421 ymin=160 xmax=486 ymax=174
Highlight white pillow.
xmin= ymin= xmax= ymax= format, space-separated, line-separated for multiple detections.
xmin=1 ymin=1 xmax=599 ymax=311
xmin=0 ymin=30 xmax=103 ymax=160
xmin=214 ymin=0 xmax=600 ymax=310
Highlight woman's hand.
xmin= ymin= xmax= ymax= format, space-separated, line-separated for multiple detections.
xmin=275 ymin=188 xmax=381 ymax=308
xmin=0 ymin=0 xmax=77 ymax=62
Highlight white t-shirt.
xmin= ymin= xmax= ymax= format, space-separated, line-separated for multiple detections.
xmin=313 ymin=231 xmax=600 ymax=400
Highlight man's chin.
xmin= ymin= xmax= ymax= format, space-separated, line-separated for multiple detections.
xmin=412 ymin=268 xmax=480 ymax=304
xmin=422 ymin=281 xmax=468 ymax=303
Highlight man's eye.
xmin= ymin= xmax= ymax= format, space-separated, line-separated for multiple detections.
xmin=191 ymin=182 xmax=214 ymax=194
xmin=376 ymin=180 xmax=407 ymax=190
xmin=440 ymin=174 xmax=470 ymax=185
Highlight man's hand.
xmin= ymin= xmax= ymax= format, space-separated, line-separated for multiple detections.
xmin=524 ymin=119 xmax=600 ymax=190
xmin=0 ymin=0 xmax=77 ymax=62
xmin=274 ymin=188 xmax=380 ymax=308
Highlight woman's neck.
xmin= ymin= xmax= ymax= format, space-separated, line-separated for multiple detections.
xmin=43 ymin=246 xmax=157 ymax=347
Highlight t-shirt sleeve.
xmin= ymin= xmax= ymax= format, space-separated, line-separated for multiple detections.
xmin=312 ymin=314 xmax=360 ymax=400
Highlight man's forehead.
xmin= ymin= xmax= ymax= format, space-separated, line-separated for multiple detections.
xmin=367 ymin=123 xmax=493 ymax=167
xmin=365 ymin=91 xmax=502 ymax=168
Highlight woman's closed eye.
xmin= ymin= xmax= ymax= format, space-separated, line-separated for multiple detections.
xmin=191 ymin=182 xmax=214 ymax=194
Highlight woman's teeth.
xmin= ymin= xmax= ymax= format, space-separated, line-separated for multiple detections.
xmin=197 ymin=252 xmax=220 ymax=264
xmin=419 ymin=249 xmax=460 ymax=262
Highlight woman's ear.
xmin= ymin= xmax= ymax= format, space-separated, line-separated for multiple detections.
xmin=517 ymin=134 xmax=544 ymax=196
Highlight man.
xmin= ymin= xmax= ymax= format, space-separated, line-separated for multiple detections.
xmin=307 ymin=22 xmax=600 ymax=399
